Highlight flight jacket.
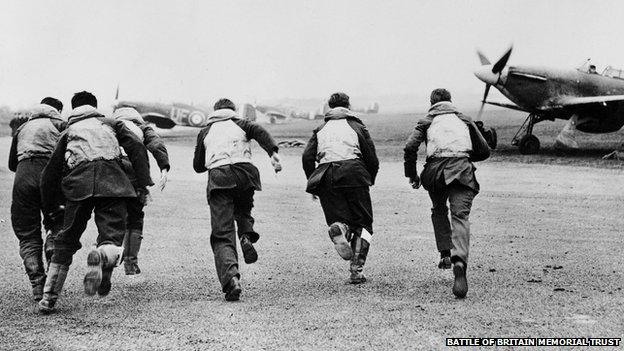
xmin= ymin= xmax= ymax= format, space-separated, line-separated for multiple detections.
xmin=404 ymin=101 xmax=490 ymax=193
xmin=41 ymin=106 xmax=153 ymax=211
xmin=302 ymin=107 xmax=379 ymax=195
xmin=114 ymin=108 xmax=170 ymax=187
xmin=193 ymin=109 xmax=278 ymax=197
xmin=8 ymin=104 xmax=66 ymax=171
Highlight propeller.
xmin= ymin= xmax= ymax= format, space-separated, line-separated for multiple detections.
xmin=477 ymin=50 xmax=490 ymax=65
xmin=492 ymin=46 xmax=513 ymax=74
xmin=475 ymin=46 xmax=512 ymax=119
xmin=115 ymin=84 xmax=120 ymax=101
xmin=477 ymin=84 xmax=491 ymax=120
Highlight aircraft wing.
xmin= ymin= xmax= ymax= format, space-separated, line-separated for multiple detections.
xmin=552 ymin=95 xmax=624 ymax=108
xmin=484 ymin=101 xmax=528 ymax=112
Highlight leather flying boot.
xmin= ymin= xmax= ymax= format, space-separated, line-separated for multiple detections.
xmin=98 ymin=244 xmax=122 ymax=296
xmin=438 ymin=256 xmax=452 ymax=270
xmin=452 ymin=260 xmax=468 ymax=298
xmin=123 ymin=229 xmax=143 ymax=275
xmin=224 ymin=276 xmax=242 ymax=301
xmin=38 ymin=263 xmax=69 ymax=314
xmin=239 ymin=233 xmax=258 ymax=264
xmin=84 ymin=247 xmax=103 ymax=296
xmin=23 ymin=255 xmax=46 ymax=301
xmin=349 ymin=228 xmax=371 ymax=284
xmin=328 ymin=222 xmax=353 ymax=260
xmin=84 ymin=244 xmax=122 ymax=296
xmin=44 ymin=230 xmax=56 ymax=268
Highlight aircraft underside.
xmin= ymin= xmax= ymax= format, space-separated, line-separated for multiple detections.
xmin=509 ymin=109 xmax=624 ymax=154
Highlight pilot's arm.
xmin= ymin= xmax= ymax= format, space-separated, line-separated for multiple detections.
xmin=302 ymin=130 xmax=319 ymax=180
xmin=8 ymin=133 xmax=19 ymax=172
xmin=403 ymin=117 xmax=431 ymax=187
xmin=193 ymin=127 xmax=209 ymax=173
xmin=234 ymin=119 xmax=281 ymax=172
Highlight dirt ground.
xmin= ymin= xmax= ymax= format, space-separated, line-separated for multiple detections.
xmin=0 ymin=114 xmax=623 ymax=350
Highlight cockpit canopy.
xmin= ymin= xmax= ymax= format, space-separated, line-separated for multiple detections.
xmin=602 ymin=66 xmax=624 ymax=80
xmin=576 ymin=59 xmax=624 ymax=79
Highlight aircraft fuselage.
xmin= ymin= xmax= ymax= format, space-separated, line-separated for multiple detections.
xmin=115 ymin=101 xmax=210 ymax=129
xmin=494 ymin=66 xmax=624 ymax=133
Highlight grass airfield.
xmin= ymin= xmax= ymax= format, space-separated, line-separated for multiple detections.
xmin=0 ymin=109 xmax=623 ymax=350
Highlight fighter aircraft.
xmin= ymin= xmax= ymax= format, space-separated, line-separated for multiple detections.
xmin=474 ymin=47 xmax=624 ymax=154
xmin=113 ymin=87 xmax=211 ymax=129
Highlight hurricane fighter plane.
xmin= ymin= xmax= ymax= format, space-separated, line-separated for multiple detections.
xmin=113 ymin=86 xmax=211 ymax=129
xmin=474 ymin=47 xmax=624 ymax=154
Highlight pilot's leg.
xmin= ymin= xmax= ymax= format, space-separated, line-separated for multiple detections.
xmin=428 ymin=188 xmax=452 ymax=269
xmin=39 ymin=199 xmax=94 ymax=313
xmin=318 ymin=186 xmax=353 ymax=261
xmin=448 ymin=183 xmax=476 ymax=298
xmin=11 ymin=162 xmax=46 ymax=301
xmin=344 ymin=186 xmax=373 ymax=284
xmin=123 ymin=196 xmax=145 ymax=275
xmin=234 ymin=188 xmax=258 ymax=264
xmin=88 ymin=197 xmax=126 ymax=297
xmin=209 ymin=189 xmax=241 ymax=301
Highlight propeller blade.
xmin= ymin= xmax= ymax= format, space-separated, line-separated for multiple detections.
xmin=477 ymin=102 xmax=486 ymax=120
xmin=482 ymin=83 xmax=491 ymax=102
xmin=115 ymin=84 xmax=120 ymax=100
xmin=492 ymin=46 xmax=513 ymax=74
xmin=477 ymin=50 xmax=490 ymax=65
xmin=477 ymin=84 xmax=491 ymax=120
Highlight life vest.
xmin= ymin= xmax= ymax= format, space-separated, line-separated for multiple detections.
xmin=65 ymin=117 xmax=121 ymax=169
xmin=426 ymin=113 xmax=471 ymax=158
xmin=203 ymin=119 xmax=252 ymax=169
xmin=16 ymin=104 xmax=63 ymax=161
xmin=317 ymin=119 xmax=360 ymax=163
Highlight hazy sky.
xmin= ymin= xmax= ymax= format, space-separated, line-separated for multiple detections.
xmin=1 ymin=0 xmax=623 ymax=111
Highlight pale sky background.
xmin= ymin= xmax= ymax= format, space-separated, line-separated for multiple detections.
xmin=1 ymin=0 xmax=623 ymax=112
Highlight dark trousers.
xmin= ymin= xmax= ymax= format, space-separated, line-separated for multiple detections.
xmin=318 ymin=185 xmax=373 ymax=234
xmin=208 ymin=186 xmax=256 ymax=291
xmin=51 ymin=197 xmax=127 ymax=266
xmin=126 ymin=196 xmax=145 ymax=231
xmin=428 ymin=181 xmax=476 ymax=264
xmin=11 ymin=158 xmax=52 ymax=286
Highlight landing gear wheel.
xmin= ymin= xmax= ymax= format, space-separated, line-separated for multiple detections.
xmin=518 ymin=134 xmax=540 ymax=154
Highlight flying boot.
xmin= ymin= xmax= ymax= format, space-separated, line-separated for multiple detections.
xmin=84 ymin=244 xmax=122 ymax=296
xmin=224 ymin=276 xmax=242 ymax=302
xmin=239 ymin=233 xmax=258 ymax=264
xmin=328 ymin=222 xmax=353 ymax=260
xmin=123 ymin=229 xmax=143 ymax=275
xmin=38 ymin=262 xmax=69 ymax=314
xmin=349 ymin=228 xmax=371 ymax=284
xmin=452 ymin=259 xmax=468 ymax=298
xmin=44 ymin=230 xmax=55 ymax=268
xmin=42 ymin=206 xmax=64 ymax=268
xmin=438 ymin=250 xmax=451 ymax=270
xmin=23 ymin=254 xmax=46 ymax=301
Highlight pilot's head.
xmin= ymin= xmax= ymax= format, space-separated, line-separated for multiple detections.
xmin=71 ymin=91 xmax=97 ymax=109
xmin=589 ymin=65 xmax=597 ymax=73
xmin=214 ymin=98 xmax=236 ymax=111
xmin=328 ymin=92 xmax=350 ymax=109
xmin=40 ymin=97 xmax=63 ymax=113
xmin=430 ymin=88 xmax=452 ymax=105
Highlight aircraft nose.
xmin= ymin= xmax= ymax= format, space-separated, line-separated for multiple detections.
xmin=474 ymin=65 xmax=499 ymax=85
